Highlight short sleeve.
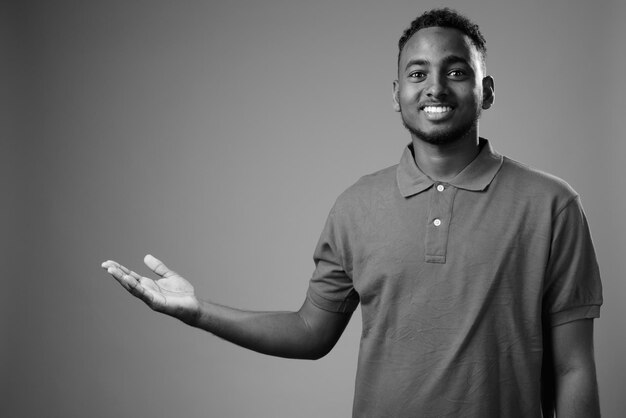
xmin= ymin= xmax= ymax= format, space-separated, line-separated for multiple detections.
xmin=543 ymin=196 xmax=603 ymax=327
xmin=307 ymin=208 xmax=360 ymax=313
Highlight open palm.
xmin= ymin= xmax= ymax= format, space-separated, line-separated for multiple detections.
xmin=102 ymin=254 xmax=199 ymax=323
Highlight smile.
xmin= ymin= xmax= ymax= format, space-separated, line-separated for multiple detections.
xmin=420 ymin=105 xmax=455 ymax=121
xmin=422 ymin=105 xmax=453 ymax=114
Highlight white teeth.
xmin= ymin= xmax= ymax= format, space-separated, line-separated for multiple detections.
xmin=423 ymin=106 xmax=452 ymax=113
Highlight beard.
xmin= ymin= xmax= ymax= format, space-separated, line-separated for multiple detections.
xmin=401 ymin=106 xmax=482 ymax=145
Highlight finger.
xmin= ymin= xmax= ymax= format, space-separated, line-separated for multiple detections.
xmin=115 ymin=263 xmax=143 ymax=281
xmin=115 ymin=271 xmax=159 ymax=307
xmin=144 ymin=254 xmax=176 ymax=278
xmin=101 ymin=260 xmax=120 ymax=270
xmin=125 ymin=274 xmax=154 ymax=303
xmin=103 ymin=265 xmax=162 ymax=308
xmin=105 ymin=266 xmax=135 ymax=291
xmin=102 ymin=260 xmax=143 ymax=281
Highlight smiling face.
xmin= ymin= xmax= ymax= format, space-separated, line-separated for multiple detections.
xmin=393 ymin=26 xmax=494 ymax=145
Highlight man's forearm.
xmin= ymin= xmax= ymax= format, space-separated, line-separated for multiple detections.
xmin=554 ymin=366 xmax=600 ymax=417
xmin=550 ymin=319 xmax=601 ymax=418
xmin=186 ymin=299 xmax=336 ymax=360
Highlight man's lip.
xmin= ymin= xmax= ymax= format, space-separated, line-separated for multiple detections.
xmin=419 ymin=103 xmax=455 ymax=110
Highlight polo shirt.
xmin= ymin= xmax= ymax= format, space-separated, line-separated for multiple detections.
xmin=306 ymin=139 xmax=602 ymax=418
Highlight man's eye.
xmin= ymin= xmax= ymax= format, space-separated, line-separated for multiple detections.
xmin=448 ymin=70 xmax=466 ymax=78
xmin=409 ymin=72 xmax=425 ymax=79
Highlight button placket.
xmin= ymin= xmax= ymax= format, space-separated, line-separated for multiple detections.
xmin=424 ymin=184 xmax=457 ymax=263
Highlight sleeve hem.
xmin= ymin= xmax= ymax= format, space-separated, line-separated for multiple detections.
xmin=306 ymin=288 xmax=359 ymax=313
xmin=549 ymin=304 xmax=601 ymax=327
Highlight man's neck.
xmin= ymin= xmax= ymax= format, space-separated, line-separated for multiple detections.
xmin=411 ymin=132 xmax=481 ymax=182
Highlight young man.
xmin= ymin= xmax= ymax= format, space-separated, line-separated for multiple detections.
xmin=103 ymin=9 xmax=602 ymax=417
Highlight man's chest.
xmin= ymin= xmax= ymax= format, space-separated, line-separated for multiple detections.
xmin=347 ymin=187 xmax=552 ymax=310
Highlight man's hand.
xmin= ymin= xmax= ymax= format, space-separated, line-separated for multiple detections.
xmin=102 ymin=255 xmax=199 ymax=324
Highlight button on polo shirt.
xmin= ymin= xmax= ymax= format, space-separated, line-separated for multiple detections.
xmin=306 ymin=139 xmax=602 ymax=418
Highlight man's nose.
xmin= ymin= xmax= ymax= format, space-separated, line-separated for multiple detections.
xmin=425 ymin=74 xmax=447 ymax=97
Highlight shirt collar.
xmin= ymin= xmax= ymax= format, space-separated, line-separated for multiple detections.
xmin=396 ymin=138 xmax=504 ymax=198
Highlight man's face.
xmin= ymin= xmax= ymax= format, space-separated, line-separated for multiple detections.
xmin=393 ymin=27 xmax=494 ymax=145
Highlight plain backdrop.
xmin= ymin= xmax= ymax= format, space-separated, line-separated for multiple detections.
xmin=2 ymin=0 xmax=625 ymax=417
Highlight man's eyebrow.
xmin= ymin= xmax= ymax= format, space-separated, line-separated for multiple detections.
xmin=404 ymin=55 xmax=471 ymax=71
xmin=404 ymin=59 xmax=429 ymax=71
xmin=441 ymin=55 xmax=472 ymax=67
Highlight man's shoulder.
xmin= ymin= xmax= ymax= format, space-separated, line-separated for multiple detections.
xmin=498 ymin=156 xmax=579 ymax=201
xmin=332 ymin=163 xmax=399 ymax=210
xmin=347 ymin=163 xmax=398 ymax=194
xmin=356 ymin=163 xmax=399 ymax=188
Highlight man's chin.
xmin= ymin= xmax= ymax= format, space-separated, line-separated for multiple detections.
xmin=404 ymin=124 xmax=470 ymax=145
xmin=402 ymin=116 xmax=479 ymax=146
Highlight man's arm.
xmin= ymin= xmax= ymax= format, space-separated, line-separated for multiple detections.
xmin=102 ymin=255 xmax=353 ymax=360
xmin=551 ymin=318 xmax=600 ymax=417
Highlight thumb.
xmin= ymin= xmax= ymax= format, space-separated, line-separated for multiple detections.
xmin=144 ymin=254 xmax=175 ymax=277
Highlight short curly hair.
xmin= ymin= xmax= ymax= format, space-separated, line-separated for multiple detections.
xmin=398 ymin=8 xmax=487 ymax=70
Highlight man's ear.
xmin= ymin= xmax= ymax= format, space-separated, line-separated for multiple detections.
xmin=392 ymin=80 xmax=401 ymax=112
xmin=482 ymin=76 xmax=494 ymax=109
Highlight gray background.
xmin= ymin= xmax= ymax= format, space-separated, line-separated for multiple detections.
xmin=3 ymin=0 xmax=625 ymax=417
